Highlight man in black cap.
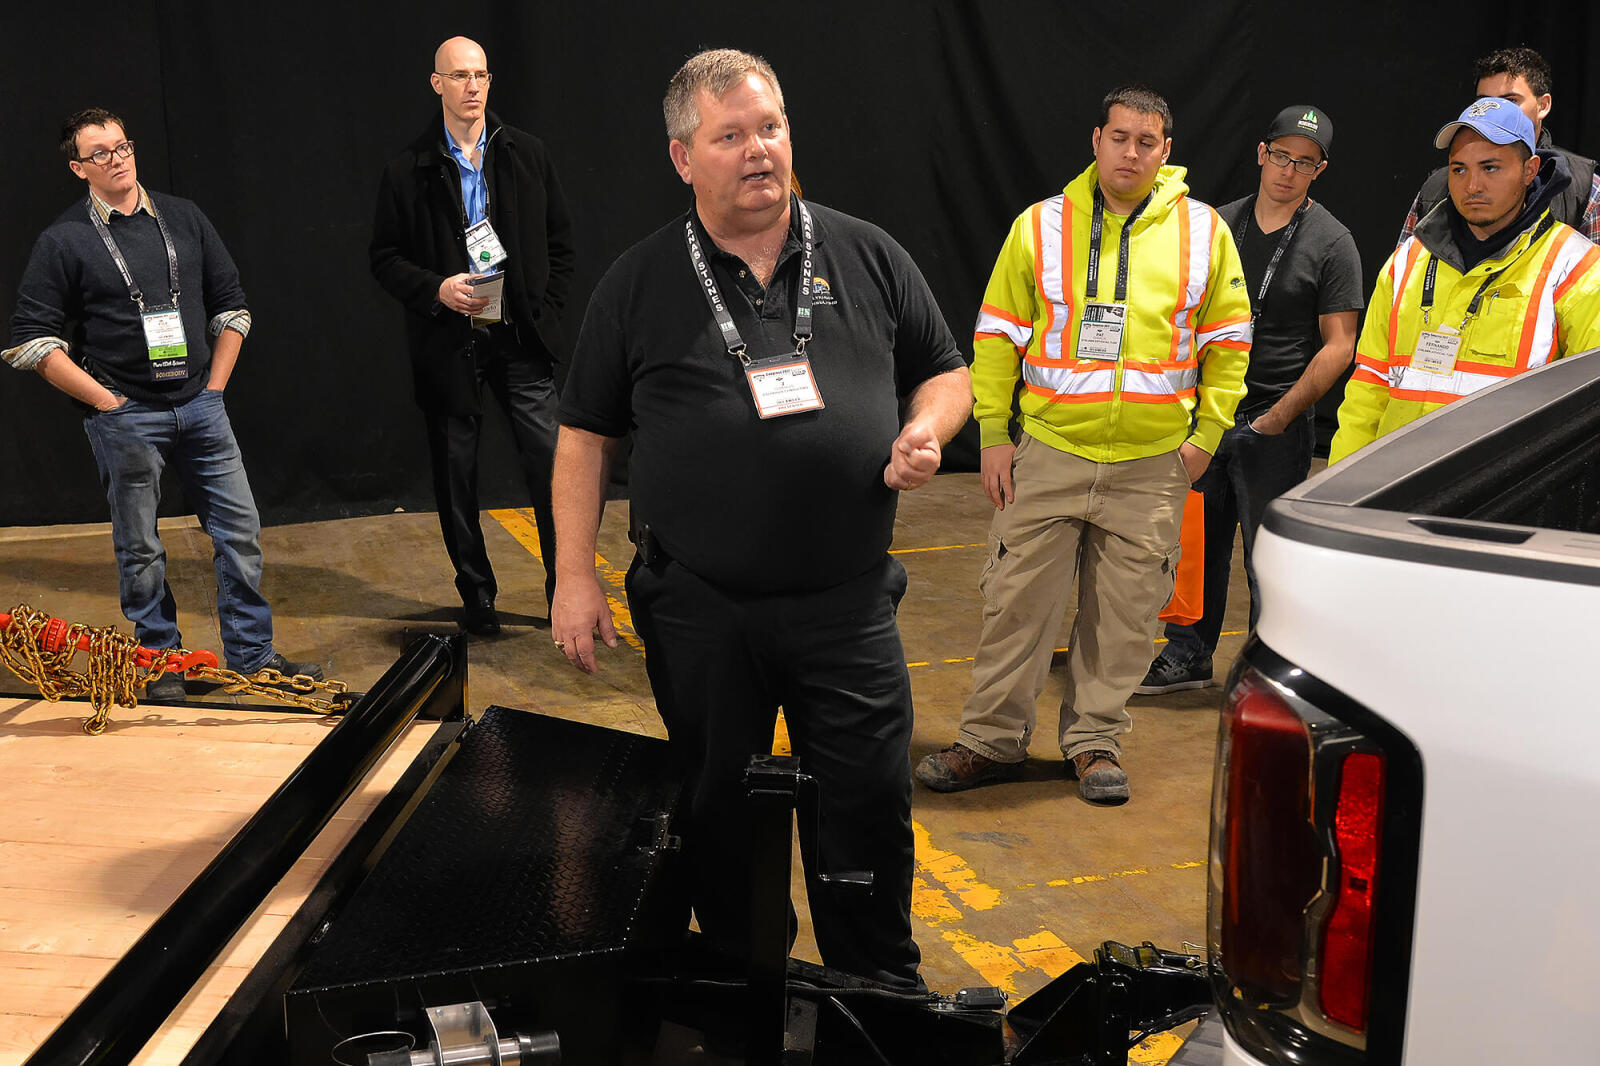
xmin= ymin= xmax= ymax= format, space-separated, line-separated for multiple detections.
xmin=1138 ymin=105 xmax=1363 ymax=694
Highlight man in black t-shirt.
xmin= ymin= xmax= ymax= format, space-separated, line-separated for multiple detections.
xmin=1138 ymin=105 xmax=1363 ymax=695
xmin=550 ymin=50 xmax=970 ymax=989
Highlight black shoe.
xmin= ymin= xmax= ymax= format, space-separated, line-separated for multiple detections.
xmin=1133 ymin=654 xmax=1213 ymax=695
xmin=144 ymin=670 xmax=188 ymax=703
xmin=462 ymin=601 xmax=501 ymax=636
xmin=257 ymin=652 xmax=325 ymax=681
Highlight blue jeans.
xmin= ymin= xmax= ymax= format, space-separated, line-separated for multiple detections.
xmin=1162 ymin=407 xmax=1314 ymax=664
xmin=83 ymin=388 xmax=275 ymax=671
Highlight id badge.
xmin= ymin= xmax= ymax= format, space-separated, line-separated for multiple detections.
xmin=141 ymin=307 xmax=189 ymax=381
xmin=1413 ymin=328 xmax=1461 ymax=376
xmin=745 ymin=353 xmax=825 ymax=419
xmin=464 ymin=219 xmax=508 ymax=272
xmin=1076 ymin=302 xmax=1126 ymax=361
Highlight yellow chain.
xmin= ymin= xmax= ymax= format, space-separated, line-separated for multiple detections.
xmin=0 ymin=603 xmax=350 ymax=734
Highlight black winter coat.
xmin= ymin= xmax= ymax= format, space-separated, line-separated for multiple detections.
xmin=371 ymin=112 xmax=575 ymax=414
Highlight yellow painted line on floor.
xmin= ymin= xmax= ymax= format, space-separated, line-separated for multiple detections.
xmin=890 ymin=541 xmax=986 ymax=554
xmin=914 ymin=823 xmax=1199 ymax=1063
xmin=489 ymin=508 xmax=642 ymax=651
xmin=913 ymin=821 xmax=1004 ymax=914
xmin=1044 ymin=860 xmax=1204 ymax=889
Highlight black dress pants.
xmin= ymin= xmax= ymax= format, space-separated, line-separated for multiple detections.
xmin=423 ymin=325 xmax=559 ymax=610
xmin=626 ymin=552 xmax=921 ymax=987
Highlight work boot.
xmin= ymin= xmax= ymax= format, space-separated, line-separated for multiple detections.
xmin=1133 ymin=653 xmax=1213 ymax=695
xmin=914 ymin=743 xmax=1024 ymax=792
xmin=144 ymin=669 xmax=187 ymax=703
xmin=256 ymin=652 xmax=325 ymax=681
xmin=1069 ymin=750 xmax=1130 ymax=804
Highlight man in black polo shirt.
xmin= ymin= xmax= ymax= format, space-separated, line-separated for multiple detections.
xmin=551 ymin=49 xmax=970 ymax=987
xmin=5 ymin=108 xmax=321 ymax=699
xmin=1139 ymin=105 xmax=1362 ymax=694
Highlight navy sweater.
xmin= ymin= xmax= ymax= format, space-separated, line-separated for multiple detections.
xmin=9 ymin=191 xmax=248 ymax=405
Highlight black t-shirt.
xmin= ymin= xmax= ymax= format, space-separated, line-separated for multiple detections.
xmin=1219 ymin=197 xmax=1363 ymax=411
xmin=562 ymin=198 xmax=964 ymax=595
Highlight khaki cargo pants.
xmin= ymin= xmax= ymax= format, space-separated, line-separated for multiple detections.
xmin=956 ymin=436 xmax=1189 ymax=762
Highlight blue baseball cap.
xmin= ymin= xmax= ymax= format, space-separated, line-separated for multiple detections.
xmin=1434 ymin=97 xmax=1536 ymax=153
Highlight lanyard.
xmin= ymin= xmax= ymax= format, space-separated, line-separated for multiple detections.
xmin=1420 ymin=214 xmax=1554 ymax=326
xmin=87 ymin=195 xmax=180 ymax=312
xmin=684 ymin=196 xmax=814 ymax=366
xmin=1233 ymin=196 xmax=1309 ymax=326
xmin=1086 ymin=187 xmax=1151 ymax=302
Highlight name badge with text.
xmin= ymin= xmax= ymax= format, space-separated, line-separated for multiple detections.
xmin=1077 ymin=302 xmax=1126 ymax=361
xmin=465 ymin=219 xmax=509 ymax=272
xmin=141 ymin=307 xmax=189 ymax=381
xmin=745 ymin=354 xmax=825 ymax=419
xmin=1413 ymin=328 xmax=1461 ymax=376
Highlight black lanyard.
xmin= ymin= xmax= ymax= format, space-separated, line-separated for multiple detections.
xmin=1420 ymin=214 xmax=1554 ymax=326
xmin=1086 ymin=187 xmax=1151 ymax=302
xmin=684 ymin=195 xmax=814 ymax=366
xmin=87 ymin=194 xmax=180 ymax=313
xmin=1233 ymin=196 xmax=1309 ymax=326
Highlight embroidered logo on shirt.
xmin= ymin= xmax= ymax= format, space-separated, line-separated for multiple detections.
xmin=810 ymin=276 xmax=838 ymax=307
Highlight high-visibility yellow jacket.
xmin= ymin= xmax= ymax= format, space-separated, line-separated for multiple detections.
xmin=971 ymin=162 xmax=1251 ymax=461
xmin=1331 ymin=209 xmax=1600 ymax=463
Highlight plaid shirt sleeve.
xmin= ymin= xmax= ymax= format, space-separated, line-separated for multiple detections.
xmin=1396 ymin=191 xmax=1422 ymax=248
xmin=1580 ymin=173 xmax=1600 ymax=244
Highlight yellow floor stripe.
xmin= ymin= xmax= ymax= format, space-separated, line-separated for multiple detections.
xmin=914 ymin=823 xmax=1196 ymax=1063
xmin=890 ymin=541 xmax=986 ymax=554
xmin=489 ymin=509 xmax=642 ymax=651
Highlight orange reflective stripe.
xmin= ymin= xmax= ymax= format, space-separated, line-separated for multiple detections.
xmin=1517 ymin=228 xmax=1569 ymax=369
xmin=1350 ymin=366 xmax=1388 ymax=387
xmin=980 ymin=301 xmax=1031 ymax=328
xmin=1354 ymin=351 xmax=1387 ymax=373
xmin=1553 ymin=242 xmax=1600 ymax=304
xmin=1168 ymin=202 xmax=1192 ymax=362
xmin=1032 ymin=204 xmax=1053 ymax=358
xmin=1389 ymin=241 xmax=1424 ymax=365
xmin=1122 ymin=390 xmax=1191 ymax=404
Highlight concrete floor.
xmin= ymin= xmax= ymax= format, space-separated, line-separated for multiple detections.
xmin=0 ymin=472 xmax=1256 ymax=1058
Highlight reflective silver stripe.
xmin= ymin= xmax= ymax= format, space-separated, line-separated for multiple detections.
xmin=1164 ymin=366 xmax=1198 ymax=392
xmin=1390 ymin=364 xmax=1517 ymax=397
xmin=1123 ymin=367 xmax=1177 ymax=396
xmin=1169 ymin=200 xmax=1214 ymax=362
xmin=975 ymin=309 xmax=1031 ymax=349
xmin=1020 ymin=362 xmax=1116 ymax=396
xmin=1035 ymin=196 xmax=1072 ymax=360
xmin=1523 ymin=233 xmax=1593 ymax=367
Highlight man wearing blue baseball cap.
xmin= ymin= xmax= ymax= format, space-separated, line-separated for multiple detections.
xmin=1331 ymin=97 xmax=1600 ymax=461
xmin=1399 ymin=47 xmax=1598 ymax=244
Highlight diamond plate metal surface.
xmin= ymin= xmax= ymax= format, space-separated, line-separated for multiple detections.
xmin=292 ymin=706 xmax=681 ymax=990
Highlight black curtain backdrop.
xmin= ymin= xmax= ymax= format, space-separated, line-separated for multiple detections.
xmin=2 ymin=1 xmax=1595 ymax=526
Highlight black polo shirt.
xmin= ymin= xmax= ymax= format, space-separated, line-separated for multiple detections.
xmin=562 ymin=197 xmax=964 ymax=595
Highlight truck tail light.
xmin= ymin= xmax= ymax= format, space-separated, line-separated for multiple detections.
xmin=1209 ymin=660 xmax=1404 ymax=1062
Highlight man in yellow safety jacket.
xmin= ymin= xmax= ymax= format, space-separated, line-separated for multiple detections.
xmin=916 ymin=85 xmax=1251 ymax=804
xmin=1332 ymin=97 xmax=1600 ymax=462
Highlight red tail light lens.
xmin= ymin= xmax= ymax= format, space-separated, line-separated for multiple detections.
xmin=1319 ymin=751 xmax=1385 ymax=1031
xmin=1216 ymin=670 xmax=1321 ymax=1005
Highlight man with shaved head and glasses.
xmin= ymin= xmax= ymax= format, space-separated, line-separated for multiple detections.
xmin=372 ymin=35 xmax=576 ymax=637
xmin=5 ymin=108 xmax=323 ymax=698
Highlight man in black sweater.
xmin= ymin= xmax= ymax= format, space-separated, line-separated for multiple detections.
xmin=5 ymin=109 xmax=321 ymax=699
xmin=371 ymin=35 xmax=576 ymax=636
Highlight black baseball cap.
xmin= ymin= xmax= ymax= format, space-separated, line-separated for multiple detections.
xmin=1264 ymin=105 xmax=1333 ymax=159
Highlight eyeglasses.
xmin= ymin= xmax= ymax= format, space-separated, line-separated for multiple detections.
xmin=79 ymin=141 xmax=136 ymax=166
xmin=1264 ymin=146 xmax=1320 ymax=175
xmin=436 ymin=71 xmax=492 ymax=87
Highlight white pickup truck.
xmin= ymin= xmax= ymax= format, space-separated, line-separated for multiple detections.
xmin=1205 ymin=348 xmax=1600 ymax=1065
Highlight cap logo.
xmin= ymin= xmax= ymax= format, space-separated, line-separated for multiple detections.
xmin=1465 ymin=99 xmax=1499 ymax=117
